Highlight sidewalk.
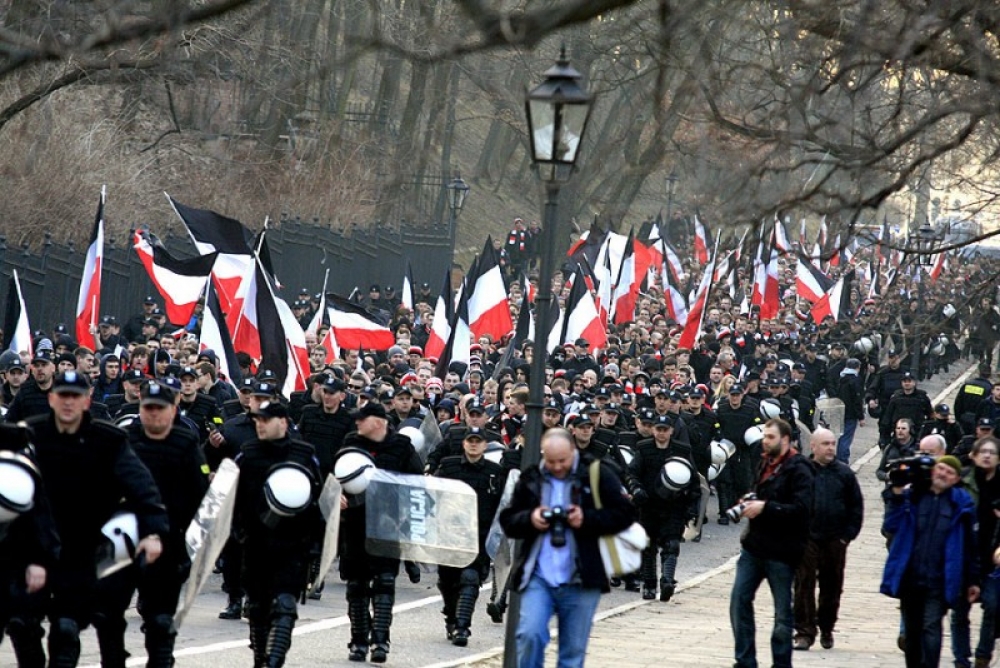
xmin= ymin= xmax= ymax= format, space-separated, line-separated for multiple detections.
xmin=462 ymin=363 xmax=978 ymax=668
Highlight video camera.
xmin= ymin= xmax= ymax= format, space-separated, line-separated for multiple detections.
xmin=887 ymin=454 xmax=935 ymax=488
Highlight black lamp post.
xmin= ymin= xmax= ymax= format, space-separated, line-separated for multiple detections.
xmin=502 ymin=48 xmax=592 ymax=668
xmin=445 ymin=175 xmax=470 ymax=262
xmin=909 ymin=222 xmax=939 ymax=379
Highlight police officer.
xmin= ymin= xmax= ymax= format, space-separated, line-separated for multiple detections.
xmin=106 ymin=368 xmax=145 ymax=420
xmin=234 ymin=399 xmax=322 ymax=668
xmin=297 ymin=375 xmax=353 ymax=599
xmin=337 ymin=402 xmax=423 ymax=663
xmin=627 ymin=414 xmax=700 ymax=601
xmin=433 ymin=427 xmax=503 ymax=646
xmin=954 ymin=364 xmax=992 ymax=434
xmin=865 ymin=349 xmax=907 ymax=444
xmin=0 ymin=424 xmax=60 ymax=668
xmin=25 ymin=370 xmax=168 ymax=667
xmin=97 ymin=380 xmax=210 ymax=667
xmin=426 ymin=398 xmax=501 ymax=473
xmin=716 ymin=383 xmax=763 ymax=522
xmin=880 ymin=371 xmax=934 ymax=441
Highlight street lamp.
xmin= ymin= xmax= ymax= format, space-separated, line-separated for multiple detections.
xmin=503 ymin=48 xmax=592 ymax=668
xmin=445 ymin=174 xmax=470 ymax=262
xmin=908 ymin=222 xmax=940 ymax=379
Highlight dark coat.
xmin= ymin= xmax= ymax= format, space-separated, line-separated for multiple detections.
xmin=741 ymin=450 xmax=814 ymax=566
xmin=500 ymin=453 xmax=636 ymax=593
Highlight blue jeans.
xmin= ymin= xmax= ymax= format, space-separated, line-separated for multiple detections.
xmin=901 ymin=584 xmax=948 ymax=668
xmin=951 ymin=575 xmax=1000 ymax=665
xmin=731 ymin=549 xmax=795 ymax=668
xmin=837 ymin=419 xmax=858 ymax=464
xmin=516 ymin=573 xmax=602 ymax=668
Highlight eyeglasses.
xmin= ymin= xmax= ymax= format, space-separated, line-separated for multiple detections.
xmin=348 ymin=384 xmax=364 ymax=391
xmin=979 ymin=449 xmax=999 ymax=456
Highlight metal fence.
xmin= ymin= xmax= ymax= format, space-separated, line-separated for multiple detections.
xmin=0 ymin=217 xmax=453 ymax=338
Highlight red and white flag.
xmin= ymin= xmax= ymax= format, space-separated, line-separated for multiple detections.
xmin=812 ymin=269 xmax=855 ymax=323
xmin=760 ymin=242 xmax=781 ymax=320
xmin=928 ymin=252 xmax=946 ymax=282
xmin=75 ymin=187 xmax=105 ymax=350
xmin=678 ymin=253 xmax=718 ymax=350
xmin=167 ymin=194 xmax=253 ymax=317
xmin=306 ymin=270 xmax=337 ymax=365
xmin=561 ymin=266 xmax=607 ymax=351
xmin=200 ymin=281 xmax=243 ymax=385
xmin=611 ymin=229 xmax=639 ymax=325
xmin=326 ymin=294 xmax=396 ymax=351
xmin=424 ymin=270 xmax=453 ymax=360
xmin=773 ymin=216 xmax=792 ymax=255
xmin=693 ymin=215 xmax=710 ymax=265
xmin=662 ymin=243 xmax=689 ymax=324
xmin=133 ymin=229 xmax=217 ymax=326
xmin=467 ymin=240 xmax=513 ymax=340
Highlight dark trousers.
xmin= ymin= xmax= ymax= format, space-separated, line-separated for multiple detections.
xmin=792 ymin=538 xmax=848 ymax=642
xmin=900 ymin=583 xmax=949 ymax=668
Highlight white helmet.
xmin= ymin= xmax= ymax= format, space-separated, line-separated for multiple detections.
xmin=617 ymin=445 xmax=635 ymax=466
xmin=0 ymin=451 xmax=39 ymax=524
xmin=853 ymin=336 xmax=874 ymax=355
xmin=710 ymin=439 xmax=735 ymax=466
xmin=334 ymin=447 xmax=377 ymax=495
xmin=96 ymin=511 xmax=139 ymax=578
xmin=943 ymin=303 xmax=957 ymax=318
xmin=759 ymin=398 xmax=782 ymax=420
xmin=929 ymin=340 xmax=945 ymax=357
xmin=398 ymin=425 xmax=425 ymax=454
xmin=656 ymin=457 xmax=695 ymax=497
xmin=707 ymin=462 xmax=724 ymax=482
xmin=264 ymin=462 xmax=316 ymax=518
xmin=744 ymin=425 xmax=764 ymax=447
xmin=484 ymin=443 xmax=505 ymax=465
xmin=791 ymin=400 xmax=801 ymax=422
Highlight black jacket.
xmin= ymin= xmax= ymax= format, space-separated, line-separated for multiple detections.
xmin=742 ymin=450 xmax=814 ymax=565
xmin=500 ymin=452 xmax=635 ymax=593
xmin=809 ymin=458 xmax=863 ymax=542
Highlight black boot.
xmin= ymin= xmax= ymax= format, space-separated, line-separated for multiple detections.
xmin=219 ymin=595 xmax=244 ymax=620
xmin=640 ymin=547 xmax=657 ymax=599
xmin=404 ymin=560 xmax=421 ymax=583
xmin=370 ymin=580 xmax=395 ymax=664
xmin=7 ymin=616 xmax=46 ymax=668
xmin=249 ymin=621 xmax=269 ymax=668
xmin=454 ymin=584 xmax=479 ymax=647
xmin=94 ymin=615 xmax=129 ymax=668
xmin=47 ymin=618 xmax=81 ymax=668
xmin=346 ymin=579 xmax=371 ymax=661
xmin=265 ymin=594 xmax=297 ymax=668
xmin=144 ymin=614 xmax=178 ymax=668
xmin=660 ymin=542 xmax=679 ymax=602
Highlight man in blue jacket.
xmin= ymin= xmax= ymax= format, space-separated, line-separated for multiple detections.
xmin=881 ymin=455 xmax=979 ymax=668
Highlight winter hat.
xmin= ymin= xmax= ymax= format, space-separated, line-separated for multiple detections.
xmin=937 ymin=455 xmax=963 ymax=476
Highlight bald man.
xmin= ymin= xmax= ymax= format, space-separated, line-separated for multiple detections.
xmin=792 ymin=428 xmax=864 ymax=651
xmin=919 ymin=434 xmax=948 ymax=458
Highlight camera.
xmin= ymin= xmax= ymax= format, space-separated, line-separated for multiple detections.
xmin=887 ymin=455 xmax=935 ymax=488
xmin=725 ymin=493 xmax=758 ymax=524
xmin=541 ymin=506 xmax=569 ymax=547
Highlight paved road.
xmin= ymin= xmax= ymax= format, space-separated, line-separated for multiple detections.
xmin=0 ymin=362 xmax=970 ymax=667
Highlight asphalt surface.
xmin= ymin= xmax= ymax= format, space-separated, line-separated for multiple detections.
xmin=0 ymin=362 xmax=967 ymax=667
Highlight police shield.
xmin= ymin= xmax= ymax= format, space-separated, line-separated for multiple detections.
xmin=175 ymin=458 xmax=239 ymax=628
xmin=310 ymin=474 xmax=342 ymax=593
xmin=683 ymin=473 xmax=711 ymax=542
xmin=485 ymin=469 xmax=520 ymax=602
xmin=815 ymin=397 xmax=845 ymax=437
xmin=364 ymin=470 xmax=479 ymax=568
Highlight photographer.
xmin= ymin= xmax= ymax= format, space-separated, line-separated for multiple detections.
xmin=499 ymin=428 xmax=635 ymax=668
xmin=881 ymin=455 xmax=979 ymax=668
xmin=730 ymin=418 xmax=814 ymax=668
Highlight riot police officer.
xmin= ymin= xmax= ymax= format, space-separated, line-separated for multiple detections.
xmin=97 ymin=380 xmax=210 ymax=667
xmin=25 ymin=371 xmax=168 ymax=667
xmin=0 ymin=424 xmax=59 ymax=667
xmin=433 ymin=427 xmax=503 ymax=646
xmin=627 ymin=414 xmax=700 ymax=601
xmin=716 ymin=383 xmax=763 ymax=522
xmin=337 ymin=402 xmax=423 ymax=663
xmin=234 ymin=400 xmax=322 ymax=668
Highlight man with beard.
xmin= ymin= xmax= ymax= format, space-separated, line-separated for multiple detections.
xmin=6 ymin=349 xmax=58 ymax=422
